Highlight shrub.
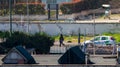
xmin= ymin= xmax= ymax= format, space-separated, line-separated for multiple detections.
xmin=30 ymin=32 xmax=54 ymax=54
xmin=2 ymin=31 xmax=30 ymax=49
xmin=0 ymin=31 xmax=54 ymax=54
xmin=0 ymin=4 xmax=45 ymax=15
xmin=14 ymin=4 xmax=45 ymax=15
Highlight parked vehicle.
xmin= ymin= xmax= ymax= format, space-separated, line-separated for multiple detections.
xmin=84 ymin=36 xmax=116 ymax=46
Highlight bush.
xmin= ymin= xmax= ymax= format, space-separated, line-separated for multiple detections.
xmin=2 ymin=31 xmax=30 ymax=50
xmin=0 ymin=4 xmax=45 ymax=15
xmin=14 ymin=4 xmax=45 ymax=15
xmin=0 ymin=31 xmax=54 ymax=54
xmin=30 ymin=32 xmax=54 ymax=54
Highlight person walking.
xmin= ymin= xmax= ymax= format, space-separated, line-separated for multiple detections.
xmin=59 ymin=34 xmax=65 ymax=47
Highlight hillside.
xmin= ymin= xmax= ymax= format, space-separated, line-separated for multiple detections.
xmin=109 ymin=0 xmax=120 ymax=8
xmin=60 ymin=0 xmax=120 ymax=14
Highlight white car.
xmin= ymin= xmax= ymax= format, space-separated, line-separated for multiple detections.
xmin=84 ymin=36 xmax=116 ymax=46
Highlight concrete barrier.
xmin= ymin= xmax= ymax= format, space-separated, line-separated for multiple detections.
xmin=0 ymin=22 xmax=120 ymax=35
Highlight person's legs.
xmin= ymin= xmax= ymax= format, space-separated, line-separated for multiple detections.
xmin=59 ymin=44 xmax=61 ymax=47
xmin=59 ymin=41 xmax=62 ymax=47
xmin=62 ymin=42 xmax=65 ymax=46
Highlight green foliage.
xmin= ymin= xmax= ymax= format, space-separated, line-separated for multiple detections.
xmin=0 ymin=31 xmax=54 ymax=54
xmin=102 ymin=32 xmax=120 ymax=43
xmin=0 ymin=31 xmax=10 ymax=38
xmin=14 ymin=4 xmax=27 ymax=15
xmin=0 ymin=4 xmax=45 ymax=15
xmin=31 ymin=32 xmax=54 ymax=54
xmin=14 ymin=4 xmax=45 ymax=15
xmin=0 ymin=9 xmax=9 ymax=16
xmin=60 ymin=4 xmax=73 ymax=14
xmin=3 ymin=31 xmax=30 ymax=48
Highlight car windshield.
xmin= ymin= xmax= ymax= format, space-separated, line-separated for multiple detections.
xmin=101 ymin=37 xmax=108 ymax=40
xmin=91 ymin=37 xmax=100 ymax=41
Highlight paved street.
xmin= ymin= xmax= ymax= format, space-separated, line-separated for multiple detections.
xmin=33 ymin=55 xmax=117 ymax=65
xmin=0 ymin=42 xmax=117 ymax=65
xmin=0 ymin=54 xmax=117 ymax=65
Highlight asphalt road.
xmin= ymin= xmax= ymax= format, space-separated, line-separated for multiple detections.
xmin=0 ymin=54 xmax=117 ymax=65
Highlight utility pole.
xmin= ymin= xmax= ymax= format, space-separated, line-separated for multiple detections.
xmin=9 ymin=0 xmax=12 ymax=36
xmin=27 ymin=0 xmax=30 ymax=33
xmin=78 ymin=28 xmax=81 ymax=47
xmin=93 ymin=13 xmax=96 ymax=55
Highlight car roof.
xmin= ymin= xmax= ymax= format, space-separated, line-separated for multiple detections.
xmin=96 ymin=36 xmax=112 ymax=37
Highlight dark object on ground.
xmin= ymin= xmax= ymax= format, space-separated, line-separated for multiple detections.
xmin=67 ymin=40 xmax=72 ymax=43
xmin=103 ymin=56 xmax=117 ymax=59
xmin=2 ymin=46 xmax=36 ymax=64
xmin=58 ymin=46 xmax=94 ymax=64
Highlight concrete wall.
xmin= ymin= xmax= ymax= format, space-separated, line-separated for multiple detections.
xmin=0 ymin=22 xmax=120 ymax=35
xmin=1 ymin=64 xmax=120 ymax=67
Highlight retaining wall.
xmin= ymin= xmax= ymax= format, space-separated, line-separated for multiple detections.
xmin=0 ymin=22 xmax=120 ymax=35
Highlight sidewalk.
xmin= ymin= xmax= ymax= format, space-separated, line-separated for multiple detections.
xmin=50 ymin=41 xmax=79 ymax=54
xmin=54 ymin=41 xmax=79 ymax=46
xmin=51 ymin=41 xmax=117 ymax=54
